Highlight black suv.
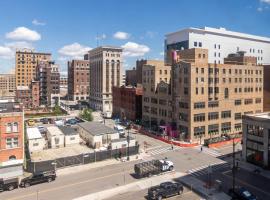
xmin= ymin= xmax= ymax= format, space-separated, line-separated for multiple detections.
xmin=20 ymin=171 xmax=56 ymax=188
xmin=148 ymin=181 xmax=184 ymax=200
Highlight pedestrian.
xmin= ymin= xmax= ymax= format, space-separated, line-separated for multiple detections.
xmin=200 ymin=146 xmax=203 ymax=152
xmin=171 ymin=144 xmax=174 ymax=150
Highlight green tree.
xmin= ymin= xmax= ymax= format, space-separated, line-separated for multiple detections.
xmin=53 ymin=105 xmax=62 ymax=115
xmin=80 ymin=108 xmax=93 ymax=121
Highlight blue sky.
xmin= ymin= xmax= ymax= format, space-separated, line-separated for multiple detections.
xmin=0 ymin=0 xmax=270 ymax=74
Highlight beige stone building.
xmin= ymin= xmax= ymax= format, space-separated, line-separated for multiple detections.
xmin=0 ymin=73 xmax=16 ymax=97
xmin=15 ymin=49 xmax=51 ymax=87
xmin=173 ymin=48 xmax=263 ymax=143
xmin=141 ymin=60 xmax=172 ymax=130
xmin=88 ymin=46 xmax=123 ymax=114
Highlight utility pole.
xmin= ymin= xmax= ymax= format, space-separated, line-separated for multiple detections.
xmin=232 ymin=137 xmax=236 ymax=194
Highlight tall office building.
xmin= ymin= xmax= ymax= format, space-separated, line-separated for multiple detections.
xmin=88 ymin=46 xmax=123 ymax=114
xmin=37 ymin=61 xmax=60 ymax=106
xmin=15 ymin=49 xmax=51 ymax=87
xmin=67 ymin=60 xmax=90 ymax=102
xmin=141 ymin=60 xmax=172 ymax=130
xmin=165 ymin=27 xmax=270 ymax=65
xmin=172 ymin=48 xmax=263 ymax=143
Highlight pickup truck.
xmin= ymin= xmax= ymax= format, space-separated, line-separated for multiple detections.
xmin=148 ymin=181 xmax=184 ymax=200
xmin=20 ymin=171 xmax=56 ymax=188
xmin=134 ymin=159 xmax=174 ymax=178
xmin=0 ymin=178 xmax=18 ymax=192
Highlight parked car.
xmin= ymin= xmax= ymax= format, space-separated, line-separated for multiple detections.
xmin=66 ymin=118 xmax=77 ymax=125
xmin=40 ymin=118 xmax=49 ymax=124
xmin=114 ymin=124 xmax=125 ymax=136
xmin=148 ymin=181 xmax=183 ymax=200
xmin=55 ymin=120 xmax=64 ymax=126
xmin=229 ymin=187 xmax=258 ymax=200
xmin=0 ymin=178 xmax=18 ymax=192
xmin=134 ymin=159 xmax=174 ymax=178
xmin=20 ymin=171 xmax=56 ymax=188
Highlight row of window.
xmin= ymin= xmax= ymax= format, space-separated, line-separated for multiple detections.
xmin=196 ymin=67 xmax=262 ymax=75
xmin=194 ymin=122 xmax=242 ymax=137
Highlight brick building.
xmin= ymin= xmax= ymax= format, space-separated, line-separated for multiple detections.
xmin=125 ymin=67 xmax=137 ymax=86
xmin=15 ymin=49 xmax=51 ymax=87
xmin=0 ymin=73 xmax=16 ymax=98
xmin=37 ymin=61 xmax=60 ymax=107
xmin=67 ymin=59 xmax=90 ymax=102
xmin=172 ymin=48 xmax=263 ymax=143
xmin=0 ymin=102 xmax=24 ymax=179
xmin=263 ymin=65 xmax=270 ymax=112
xmin=112 ymin=85 xmax=143 ymax=121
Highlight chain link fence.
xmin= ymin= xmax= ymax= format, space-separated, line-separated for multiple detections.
xmin=26 ymin=145 xmax=139 ymax=173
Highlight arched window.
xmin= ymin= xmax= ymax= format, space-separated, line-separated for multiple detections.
xmin=9 ymin=155 xmax=16 ymax=160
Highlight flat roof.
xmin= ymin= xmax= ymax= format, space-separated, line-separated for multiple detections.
xmin=245 ymin=112 xmax=270 ymax=120
xmin=166 ymin=27 xmax=270 ymax=43
xmin=0 ymin=102 xmax=22 ymax=113
xmin=78 ymin=122 xmax=117 ymax=136
xmin=47 ymin=126 xmax=64 ymax=136
xmin=58 ymin=126 xmax=78 ymax=136
xmin=27 ymin=128 xmax=42 ymax=140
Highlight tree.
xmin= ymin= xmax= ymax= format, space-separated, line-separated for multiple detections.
xmin=80 ymin=108 xmax=93 ymax=121
xmin=53 ymin=105 xmax=63 ymax=115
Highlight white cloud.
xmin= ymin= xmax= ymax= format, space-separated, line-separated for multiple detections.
xmin=58 ymin=43 xmax=91 ymax=59
xmin=5 ymin=41 xmax=34 ymax=51
xmin=0 ymin=46 xmax=13 ymax=59
xmin=6 ymin=27 xmax=41 ymax=41
xmin=261 ymin=0 xmax=270 ymax=4
xmin=32 ymin=19 xmax=46 ymax=26
xmin=113 ymin=31 xmax=130 ymax=40
xmin=121 ymin=42 xmax=150 ymax=57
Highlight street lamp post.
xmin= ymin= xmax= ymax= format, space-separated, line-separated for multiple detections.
xmin=126 ymin=122 xmax=131 ymax=161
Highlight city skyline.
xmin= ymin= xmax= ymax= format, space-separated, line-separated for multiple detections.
xmin=0 ymin=0 xmax=270 ymax=74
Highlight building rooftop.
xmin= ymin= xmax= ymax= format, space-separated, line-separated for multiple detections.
xmin=244 ymin=112 xmax=270 ymax=120
xmin=27 ymin=128 xmax=43 ymax=140
xmin=78 ymin=121 xmax=117 ymax=136
xmin=58 ymin=126 xmax=78 ymax=136
xmin=47 ymin=126 xmax=64 ymax=136
xmin=166 ymin=27 xmax=270 ymax=43
xmin=16 ymin=86 xmax=29 ymax=90
xmin=0 ymin=102 xmax=22 ymax=113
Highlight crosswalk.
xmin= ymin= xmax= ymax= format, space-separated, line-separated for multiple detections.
xmin=187 ymin=161 xmax=230 ymax=178
xmin=194 ymin=146 xmax=222 ymax=157
xmin=146 ymin=145 xmax=182 ymax=156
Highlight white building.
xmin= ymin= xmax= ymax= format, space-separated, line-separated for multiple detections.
xmin=27 ymin=127 xmax=46 ymax=153
xmin=165 ymin=27 xmax=270 ymax=65
xmin=78 ymin=121 xmax=120 ymax=149
xmin=47 ymin=126 xmax=65 ymax=148
xmin=58 ymin=126 xmax=80 ymax=146
xmin=88 ymin=46 xmax=123 ymax=114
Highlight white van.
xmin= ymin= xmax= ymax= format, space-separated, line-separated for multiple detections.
xmin=102 ymin=111 xmax=112 ymax=119
xmin=114 ymin=125 xmax=125 ymax=136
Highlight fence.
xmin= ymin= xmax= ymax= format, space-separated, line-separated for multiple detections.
xmin=26 ymin=145 xmax=139 ymax=173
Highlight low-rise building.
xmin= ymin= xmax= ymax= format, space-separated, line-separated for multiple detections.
xmin=0 ymin=102 xmax=24 ymax=179
xmin=0 ymin=73 xmax=16 ymax=98
xmin=78 ymin=122 xmax=119 ymax=149
xmin=47 ymin=126 xmax=65 ymax=148
xmin=112 ymin=85 xmax=143 ymax=121
xmin=27 ymin=127 xmax=46 ymax=153
xmin=58 ymin=126 xmax=80 ymax=146
xmin=242 ymin=113 xmax=270 ymax=168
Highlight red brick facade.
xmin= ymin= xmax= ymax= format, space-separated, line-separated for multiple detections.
xmin=0 ymin=109 xmax=24 ymax=164
xmin=112 ymin=86 xmax=142 ymax=121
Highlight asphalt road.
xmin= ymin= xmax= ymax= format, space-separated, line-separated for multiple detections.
xmin=0 ymin=129 xmax=265 ymax=200
xmin=109 ymin=187 xmax=201 ymax=200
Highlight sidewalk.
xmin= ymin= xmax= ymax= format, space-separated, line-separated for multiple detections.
xmin=237 ymin=159 xmax=270 ymax=179
xmin=56 ymin=153 xmax=147 ymax=176
xmin=179 ymin=175 xmax=231 ymax=200
xmin=73 ymin=172 xmax=184 ymax=200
